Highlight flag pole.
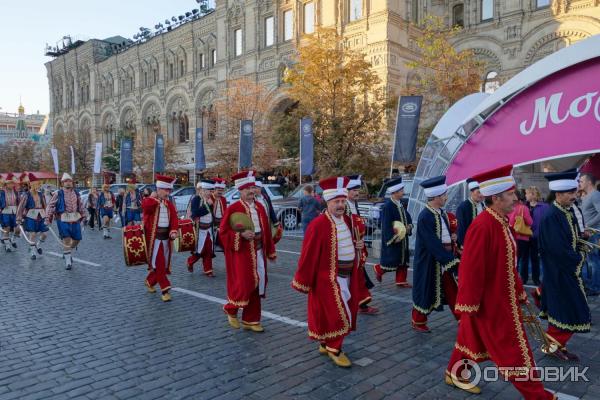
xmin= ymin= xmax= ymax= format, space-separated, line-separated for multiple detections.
xmin=299 ymin=118 xmax=302 ymax=185
xmin=390 ymin=97 xmax=401 ymax=178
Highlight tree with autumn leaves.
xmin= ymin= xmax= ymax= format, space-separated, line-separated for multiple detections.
xmin=407 ymin=15 xmax=485 ymax=117
xmin=276 ymin=28 xmax=393 ymax=180
xmin=213 ymin=77 xmax=279 ymax=177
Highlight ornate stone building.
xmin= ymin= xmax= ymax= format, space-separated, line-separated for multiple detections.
xmin=45 ymin=0 xmax=600 ymax=177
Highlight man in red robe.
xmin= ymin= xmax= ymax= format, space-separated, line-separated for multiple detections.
xmin=292 ymin=176 xmax=363 ymax=368
xmin=220 ymin=171 xmax=276 ymax=332
xmin=446 ymin=165 xmax=554 ymax=399
xmin=142 ymin=174 xmax=179 ymax=302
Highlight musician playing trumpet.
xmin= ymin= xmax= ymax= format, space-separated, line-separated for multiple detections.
xmin=538 ymin=169 xmax=591 ymax=361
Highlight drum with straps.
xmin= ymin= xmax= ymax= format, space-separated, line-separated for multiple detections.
xmin=123 ymin=224 xmax=148 ymax=266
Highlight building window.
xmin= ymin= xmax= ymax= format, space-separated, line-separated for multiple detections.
xmin=481 ymin=0 xmax=493 ymax=21
xmin=283 ymin=10 xmax=293 ymax=41
xmin=179 ymin=60 xmax=185 ymax=76
xmin=169 ymin=63 xmax=174 ymax=79
xmin=265 ymin=16 xmax=274 ymax=47
xmin=234 ymin=29 xmax=243 ymax=56
xmin=536 ymin=0 xmax=550 ymax=7
xmin=211 ymin=49 xmax=217 ymax=66
xmin=453 ymin=4 xmax=464 ymax=27
xmin=304 ymin=2 xmax=315 ymax=34
xmin=411 ymin=0 xmax=419 ymax=23
xmin=482 ymin=71 xmax=500 ymax=93
xmin=153 ymin=69 xmax=158 ymax=84
xmin=349 ymin=0 xmax=362 ymax=21
xmin=144 ymin=71 xmax=148 ymax=87
xmin=199 ymin=53 xmax=205 ymax=69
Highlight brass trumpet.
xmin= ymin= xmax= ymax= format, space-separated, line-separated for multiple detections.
xmin=521 ymin=302 xmax=558 ymax=355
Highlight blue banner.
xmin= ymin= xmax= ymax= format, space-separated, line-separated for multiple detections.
xmin=120 ymin=138 xmax=133 ymax=175
xmin=392 ymin=96 xmax=423 ymax=163
xmin=238 ymin=120 xmax=253 ymax=170
xmin=195 ymin=128 xmax=206 ymax=171
xmin=154 ymin=134 xmax=165 ymax=173
xmin=299 ymin=117 xmax=314 ymax=176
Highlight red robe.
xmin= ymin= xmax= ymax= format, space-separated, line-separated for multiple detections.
xmin=219 ymin=200 xmax=276 ymax=306
xmin=453 ymin=208 xmax=535 ymax=377
xmin=212 ymin=195 xmax=227 ymax=219
xmin=141 ymin=197 xmax=179 ymax=273
xmin=292 ymin=212 xmax=361 ymax=341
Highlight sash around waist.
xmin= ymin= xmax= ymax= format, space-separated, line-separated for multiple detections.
xmin=1 ymin=206 xmax=17 ymax=214
xmin=156 ymin=227 xmax=170 ymax=240
xmin=337 ymin=259 xmax=354 ymax=277
xmin=60 ymin=212 xmax=82 ymax=222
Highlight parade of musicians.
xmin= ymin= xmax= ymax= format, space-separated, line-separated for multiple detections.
xmin=1 ymin=1 xmax=600 ymax=399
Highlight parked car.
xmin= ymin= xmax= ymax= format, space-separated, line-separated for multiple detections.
xmin=271 ymin=183 xmax=324 ymax=231
xmin=171 ymin=186 xmax=196 ymax=216
xmin=223 ymin=184 xmax=284 ymax=205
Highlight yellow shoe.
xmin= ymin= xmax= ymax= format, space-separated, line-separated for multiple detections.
xmin=161 ymin=292 xmax=172 ymax=302
xmin=328 ymin=351 xmax=352 ymax=368
xmin=319 ymin=345 xmax=328 ymax=355
xmin=445 ymin=372 xmax=481 ymax=395
xmin=242 ymin=323 xmax=264 ymax=333
xmin=227 ymin=315 xmax=240 ymax=329
xmin=145 ymin=281 xmax=156 ymax=293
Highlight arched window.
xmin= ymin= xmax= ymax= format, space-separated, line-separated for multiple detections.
xmin=482 ymin=71 xmax=499 ymax=93
xmin=453 ymin=4 xmax=464 ymax=28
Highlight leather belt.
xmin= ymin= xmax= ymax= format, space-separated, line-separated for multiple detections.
xmin=198 ymin=223 xmax=212 ymax=230
xmin=337 ymin=260 xmax=354 ymax=277
xmin=156 ymin=227 xmax=170 ymax=240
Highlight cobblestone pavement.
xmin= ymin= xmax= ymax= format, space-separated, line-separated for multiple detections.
xmin=0 ymin=226 xmax=598 ymax=400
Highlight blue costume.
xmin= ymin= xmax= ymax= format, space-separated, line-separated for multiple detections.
xmin=124 ymin=190 xmax=142 ymax=225
xmin=380 ymin=198 xmax=412 ymax=271
xmin=98 ymin=191 xmax=115 ymax=219
xmin=539 ymin=202 xmax=591 ymax=334
xmin=456 ymin=199 xmax=483 ymax=247
xmin=19 ymin=190 xmax=48 ymax=233
xmin=0 ymin=188 xmax=19 ymax=230
xmin=411 ymin=176 xmax=460 ymax=331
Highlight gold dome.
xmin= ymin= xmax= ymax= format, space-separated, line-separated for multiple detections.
xmin=18 ymin=103 xmax=25 ymax=114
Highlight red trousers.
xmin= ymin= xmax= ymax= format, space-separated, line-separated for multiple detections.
xmin=187 ymin=234 xmax=213 ymax=274
xmin=146 ymin=241 xmax=171 ymax=294
xmin=546 ymin=325 xmax=573 ymax=348
xmin=395 ymin=266 xmax=408 ymax=285
xmin=412 ymin=271 xmax=459 ymax=324
xmin=447 ymin=348 xmax=554 ymax=399
xmin=223 ymin=288 xmax=261 ymax=324
xmin=321 ymin=336 xmax=345 ymax=353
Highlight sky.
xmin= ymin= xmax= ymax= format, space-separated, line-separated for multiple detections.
xmin=0 ymin=0 xmax=204 ymax=116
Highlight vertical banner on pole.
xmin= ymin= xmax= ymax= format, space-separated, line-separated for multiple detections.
xmin=50 ymin=148 xmax=59 ymax=174
xmin=93 ymin=142 xmax=103 ymax=174
xmin=299 ymin=117 xmax=314 ymax=176
xmin=69 ymin=146 xmax=76 ymax=175
xmin=238 ymin=120 xmax=253 ymax=170
xmin=120 ymin=138 xmax=133 ymax=175
xmin=195 ymin=128 xmax=206 ymax=171
xmin=392 ymin=96 xmax=423 ymax=163
xmin=154 ymin=134 xmax=165 ymax=173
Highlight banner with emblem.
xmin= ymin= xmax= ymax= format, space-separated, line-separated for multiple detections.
xmin=50 ymin=148 xmax=59 ymax=174
xmin=238 ymin=120 xmax=253 ymax=170
xmin=154 ymin=134 xmax=165 ymax=173
xmin=299 ymin=117 xmax=314 ymax=176
xmin=195 ymin=127 xmax=206 ymax=171
xmin=120 ymin=138 xmax=133 ymax=175
xmin=392 ymin=96 xmax=423 ymax=163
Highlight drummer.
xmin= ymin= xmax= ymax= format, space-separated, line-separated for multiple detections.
xmin=187 ymin=179 xmax=216 ymax=277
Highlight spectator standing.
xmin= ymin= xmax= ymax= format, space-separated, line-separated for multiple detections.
xmin=298 ymin=185 xmax=321 ymax=233
xmin=579 ymin=173 xmax=600 ymax=295
xmin=508 ymin=189 xmax=534 ymax=284
xmin=526 ymin=186 xmax=549 ymax=286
